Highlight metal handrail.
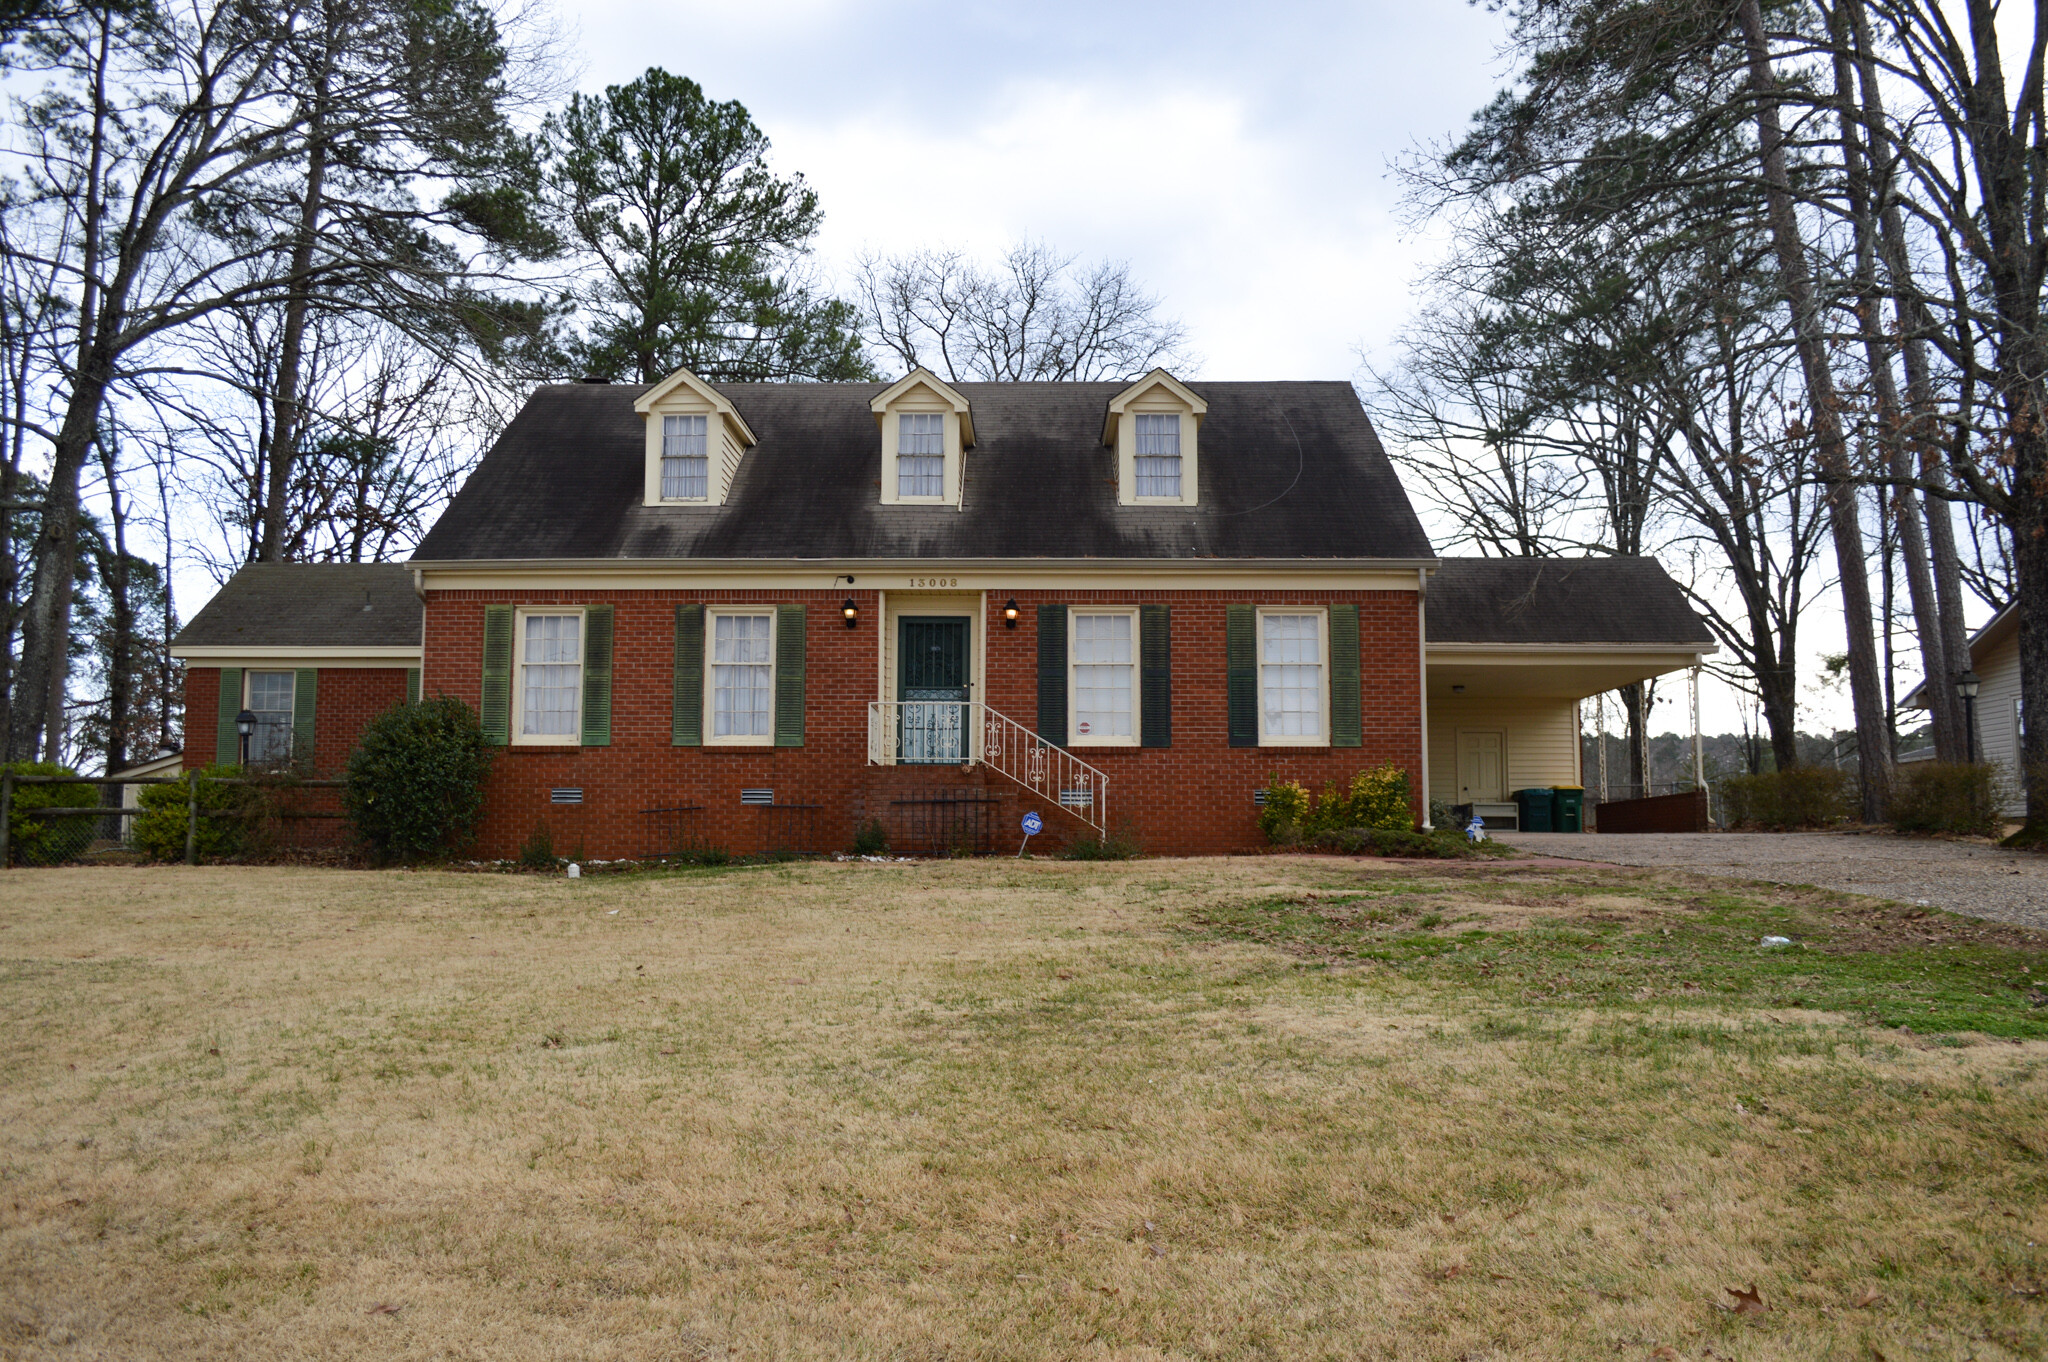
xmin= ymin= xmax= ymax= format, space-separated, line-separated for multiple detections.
xmin=865 ymin=700 xmax=1108 ymax=836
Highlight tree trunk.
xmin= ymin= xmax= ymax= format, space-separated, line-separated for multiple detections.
xmin=96 ymin=438 xmax=132 ymax=778
xmin=259 ymin=34 xmax=335 ymax=563
xmin=1735 ymin=0 xmax=1893 ymax=820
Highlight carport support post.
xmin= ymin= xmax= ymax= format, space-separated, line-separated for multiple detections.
xmin=0 ymin=770 xmax=13 ymax=868
xmin=184 ymin=769 xmax=199 ymax=866
xmin=1691 ymin=667 xmax=1705 ymax=788
xmin=1596 ymin=693 xmax=1609 ymax=803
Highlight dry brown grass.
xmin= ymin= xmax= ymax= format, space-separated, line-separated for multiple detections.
xmin=1 ymin=856 xmax=2044 ymax=1360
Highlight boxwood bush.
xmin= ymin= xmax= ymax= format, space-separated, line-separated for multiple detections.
xmin=2 ymin=761 xmax=97 ymax=865
xmin=344 ymin=697 xmax=495 ymax=862
xmin=1889 ymin=760 xmax=2007 ymax=837
xmin=1717 ymin=767 xmax=1853 ymax=828
xmin=132 ymin=765 xmax=255 ymax=862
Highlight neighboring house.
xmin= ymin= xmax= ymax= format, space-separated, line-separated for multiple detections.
xmin=168 ymin=367 xmax=1714 ymax=856
xmin=1902 ymin=601 xmax=2026 ymax=817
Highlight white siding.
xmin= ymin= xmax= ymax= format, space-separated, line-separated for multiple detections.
xmin=715 ymin=426 xmax=745 ymax=503
xmin=1427 ymin=695 xmax=1582 ymax=804
xmin=1974 ymin=631 xmax=2025 ymax=816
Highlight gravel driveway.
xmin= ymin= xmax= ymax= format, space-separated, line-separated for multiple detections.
xmin=1499 ymin=830 xmax=2048 ymax=932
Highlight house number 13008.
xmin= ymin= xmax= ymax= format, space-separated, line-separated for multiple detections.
xmin=906 ymin=576 xmax=960 ymax=588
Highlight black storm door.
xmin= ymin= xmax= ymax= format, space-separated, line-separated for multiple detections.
xmin=898 ymin=616 xmax=970 ymax=763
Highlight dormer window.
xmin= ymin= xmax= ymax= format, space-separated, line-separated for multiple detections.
xmin=897 ymin=413 xmax=945 ymax=497
xmin=662 ymin=414 xmax=709 ymax=499
xmin=1106 ymin=369 xmax=1206 ymax=507
xmin=872 ymin=368 xmax=974 ymax=507
xmin=635 ymin=365 xmax=757 ymax=507
xmin=1134 ymin=414 xmax=1182 ymax=497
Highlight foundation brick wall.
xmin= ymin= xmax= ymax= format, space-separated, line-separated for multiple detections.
xmin=422 ymin=586 xmax=1424 ymax=860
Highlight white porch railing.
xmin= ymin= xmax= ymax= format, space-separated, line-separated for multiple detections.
xmin=866 ymin=700 xmax=1108 ymax=836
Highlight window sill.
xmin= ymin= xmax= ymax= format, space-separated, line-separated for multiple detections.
xmin=1258 ymin=736 xmax=1330 ymax=748
xmin=509 ymin=737 xmax=581 ymax=748
xmin=704 ymin=736 xmax=776 ymax=748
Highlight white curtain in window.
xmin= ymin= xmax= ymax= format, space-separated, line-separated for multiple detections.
xmin=247 ymin=670 xmax=295 ymax=763
xmin=662 ymin=414 xmax=709 ymax=498
xmin=713 ymin=613 xmax=774 ymax=737
xmin=1072 ymin=613 xmax=1134 ymax=738
xmin=1134 ymin=413 xmax=1182 ymax=497
xmin=898 ymin=412 xmax=944 ymax=497
xmin=521 ymin=614 xmax=582 ymax=735
xmin=1260 ymin=613 xmax=1321 ymax=737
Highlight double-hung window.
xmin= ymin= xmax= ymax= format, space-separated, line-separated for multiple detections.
xmin=1071 ymin=610 xmax=1137 ymax=744
xmin=662 ymin=414 xmax=709 ymax=499
xmin=519 ymin=612 xmax=582 ymax=740
xmin=1258 ymin=610 xmax=1325 ymax=743
xmin=897 ymin=413 xmax=944 ymax=498
xmin=246 ymin=670 xmax=295 ymax=765
xmin=710 ymin=611 xmax=774 ymax=742
xmin=1134 ymin=413 xmax=1182 ymax=498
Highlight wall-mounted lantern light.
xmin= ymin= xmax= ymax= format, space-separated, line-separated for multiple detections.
xmin=1003 ymin=598 xmax=1020 ymax=628
xmin=842 ymin=598 xmax=859 ymax=629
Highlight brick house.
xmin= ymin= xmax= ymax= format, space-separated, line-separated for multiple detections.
xmin=169 ymin=367 xmax=1714 ymax=856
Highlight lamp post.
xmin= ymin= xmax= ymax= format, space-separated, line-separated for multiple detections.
xmin=1956 ymin=669 xmax=1980 ymax=765
xmin=234 ymin=709 xmax=256 ymax=767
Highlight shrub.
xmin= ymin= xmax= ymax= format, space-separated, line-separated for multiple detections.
xmin=1717 ymin=766 xmax=1853 ymax=829
xmin=1062 ymin=822 xmax=1142 ymax=860
xmin=1311 ymin=826 xmax=1515 ymax=859
xmin=518 ymin=820 xmax=556 ymax=869
xmin=343 ymin=697 xmax=495 ymax=862
xmin=2 ymin=761 xmax=97 ymax=865
xmin=1889 ymin=761 xmax=2007 ymax=837
xmin=1260 ymin=765 xmax=1417 ymax=843
xmin=132 ymin=765 xmax=255 ymax=862
xmin=1257 ymin=777 xmax=1313 ymax=843
xmin=851 ymin=818 xmax=889 ymax=856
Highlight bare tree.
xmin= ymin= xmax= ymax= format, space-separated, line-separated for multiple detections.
xmin=855 ymin=242 xmax=1191 ymax=382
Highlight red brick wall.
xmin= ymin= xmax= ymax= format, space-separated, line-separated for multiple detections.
xmin=180 ymin=666 xmax=409 ymax=774
xmin=423 ymin=587 xmax=1424 ymax=860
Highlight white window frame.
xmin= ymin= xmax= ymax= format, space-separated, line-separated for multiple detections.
xmin=704 ymin=606 xmax=777 ymax=747
xmin=660 ymin=413 xmax=710 ymax=501
xmin=511 ymin=607 xmax=584 ymax=746
xmin=244 ymin=669 xmax=296 ymax=765
xmin=1067 ymin=607 xmax=1140 ymax=748
xmin=1255 ymin=606 xmax=1330 ymax=747
xmin=896 ymin=412 xmax=946 ymax=500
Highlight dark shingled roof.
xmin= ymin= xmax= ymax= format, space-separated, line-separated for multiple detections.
xmin=173 ymin=563 xmax=421 ymax=649
xmin=411 ymin=379 xmax=1436 ymax=562
xmin=1427 ymin=558 xmax=1714 ymax=647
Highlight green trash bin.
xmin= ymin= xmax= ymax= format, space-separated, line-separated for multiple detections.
xmin=1551 ymin=786 xmax=1584 ymax=833
xmin=1513 ymin=788 xmax=1554 ymax=833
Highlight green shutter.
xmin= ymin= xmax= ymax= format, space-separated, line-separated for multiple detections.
xmin=673 ymin=604 xmax=703 ymax=746
xmin=216 ymin=668 xmax=243 ymax=766
xmin=1036 ymin=603 xmax=1067 ymax=747
xmin=1226 ymin=604 xmax=1257 ymax=748
xmin=292 ymin=668 xmax=318 ymax=768
xmin=774 ymin=603 xmax=806 ymax=747
xmin=405 ymin=667 xmax=421 ymax=703
xmin=1140 ymin=604 xmax=1171 ymax=748
xmin=580 ymin=605 xmax=614 ymax=746
xmin=1329 ymin=604 xmax=1361 ymax=747
xmin=480 ymin=605 xmax=513 ymax=745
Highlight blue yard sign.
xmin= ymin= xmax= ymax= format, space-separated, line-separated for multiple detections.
xmin=1018 ymin=809 xmax=1043 ymax=856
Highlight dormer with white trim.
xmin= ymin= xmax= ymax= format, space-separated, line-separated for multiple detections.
xmin=635 ymin=366 xmax=758 ymax=507
xmin=872 ymin=368 xmax=974 ymax=508
xmin=1105 ymin=369 xmax=1205 ymax=507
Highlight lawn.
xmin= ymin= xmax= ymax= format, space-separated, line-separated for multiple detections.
xmin=1 ymin=855 xmax=2044 ymax=1360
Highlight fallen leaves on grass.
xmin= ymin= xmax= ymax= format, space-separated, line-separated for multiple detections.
xmin=365 ymin=1301 xmax=402 ymax=1316
xmin=1725 ymin=1283 xmax=1766 ymax=1314
xmin=1853 ymin=1286 xmax=1883 ymax=1308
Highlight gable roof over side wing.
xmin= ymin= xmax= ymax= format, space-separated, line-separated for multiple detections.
xmin=410 ymin=379 xmax=1436 ymax=562
xmin=171 ymin=563 xmax=422 ymax=651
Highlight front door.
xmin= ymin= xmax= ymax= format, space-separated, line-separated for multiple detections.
xmin=1457 ymin=730 xmax=1506 ymax=803
xmin=898 ymin=616 xmax=971 ymax=763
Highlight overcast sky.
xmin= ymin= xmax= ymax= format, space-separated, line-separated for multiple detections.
xmin=566 ymin=0 xmax=1513 ymax=380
